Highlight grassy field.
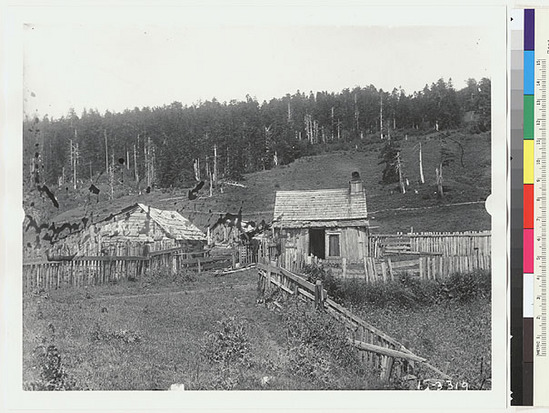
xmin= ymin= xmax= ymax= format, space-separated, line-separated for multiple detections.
xmin=23 ymin=268 xmax=371 ymax=390
xmin=23 ymin=267 xmax=491 ymax=391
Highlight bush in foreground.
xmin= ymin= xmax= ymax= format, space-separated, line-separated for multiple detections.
xmin=23 ymin=344 xmax=78 ymax=391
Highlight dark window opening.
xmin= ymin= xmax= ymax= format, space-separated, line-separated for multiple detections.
xmin=309 ymin=228 xmax=325 ymax=259
xmin=328 ymin=234 xmax=340 ymax=257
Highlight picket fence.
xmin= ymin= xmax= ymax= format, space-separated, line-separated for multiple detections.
xmin=23 ymin=249 xmax=236 ymax=292
xmin=257 ymin=263 xmax=450 ymax=383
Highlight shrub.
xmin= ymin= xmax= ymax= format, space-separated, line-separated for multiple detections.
xmin=201 ymin=317 xmax=252 ymax=368
xmin=303 ymin=265 xmax=491 ymax=309
xmin=442 ymin=270 xmax=491 ymax=302
xmin=24 ymin=345 xmax=78 ymax=391
xmin=301 ymin=264 xmax=344 ymax=302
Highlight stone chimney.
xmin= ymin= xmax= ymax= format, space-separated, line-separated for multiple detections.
xmin=350 ymin=171 xmax=363 ymax=194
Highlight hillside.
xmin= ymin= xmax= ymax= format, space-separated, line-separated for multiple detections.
xmin=32 ymin=130 xmax=491 ymax=240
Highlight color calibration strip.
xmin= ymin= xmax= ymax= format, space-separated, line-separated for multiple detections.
xmin=510 ymin=8 xmax=526 ymax=405
xmin=511 ymin=8 xmax=549 ymax=407
xmin=523 ymin=8 xmax=534 ymax=407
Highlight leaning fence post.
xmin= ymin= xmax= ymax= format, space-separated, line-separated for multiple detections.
xmin=197 ymin=258 xmax=201 ymax=274
xmin=315 ymin=280 xmax=324 ymax=310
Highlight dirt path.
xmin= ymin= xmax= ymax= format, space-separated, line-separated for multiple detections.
xmin=93 ymin=269 xmax=258 ymax=301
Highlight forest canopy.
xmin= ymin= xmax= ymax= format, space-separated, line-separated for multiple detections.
xmin=24 ymin=77 xmax=491 ymax=189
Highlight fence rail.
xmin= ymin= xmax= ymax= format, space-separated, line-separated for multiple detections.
xmin=257 ymin=263 xmax=450 ymax=383
xmin=23 ymin=248 xmax=237 ymax=292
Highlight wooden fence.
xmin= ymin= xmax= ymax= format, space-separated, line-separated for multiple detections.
xmin=257 ymin=263 xmax=450 ymax=383
xmin=271 ymin=231 xmax=492 ymax=281
xmin=368 ymin=231 xmax=491 ymax=258
xmin=23 ymin=248 xmax=237 ymax=292
xmin=323 ymin=253 xmax=490 ymax=282
xmin=238 ymin=238 xmax=277 ymax=267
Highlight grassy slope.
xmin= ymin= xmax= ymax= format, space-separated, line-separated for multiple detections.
xmin=44 ymin=130 xmax=491 ymax=236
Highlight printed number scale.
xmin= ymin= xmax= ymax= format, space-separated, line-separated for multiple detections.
xmin=534 ymin=9 xmax=549 ymax=407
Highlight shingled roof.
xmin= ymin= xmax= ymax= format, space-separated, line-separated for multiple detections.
xmin=273 ymin=187 xmax=368 ymax=228
xmin=137 ymin=203 xmax=206 ymax=241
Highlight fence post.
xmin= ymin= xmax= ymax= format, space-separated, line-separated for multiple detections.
xmin=342 ymin=257 xmax=347 ymax=279
xmin=197 ymin=258 xmax=201 ymax=274
xmin=381 ymin=262 xmax=387 ymax=282
xmin=387 ymin=258 xmax=394 ymax=281
xmin=257 ymin=268 xmax=265 ymax=297
xmin=232 ymin=252 xmax=236 ymax=269
xmin=172 ymin=254 xmax=177 ymax=275
xmin=315 ymin=280 xmax=324 ymax=311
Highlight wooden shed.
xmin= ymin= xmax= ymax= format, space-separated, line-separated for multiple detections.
xmin=48 ymin=203 xmax=206 ymax=258
xmin=272 ymin=173 xmax=369 ymax=268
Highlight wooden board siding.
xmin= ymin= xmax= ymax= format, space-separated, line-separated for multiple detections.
xmin=337 ymin=227 xmax=368 ymax=261
xmin=277 ymin=226 xmax=369 ymax=268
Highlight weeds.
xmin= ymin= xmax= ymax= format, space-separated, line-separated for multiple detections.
xmin=199 ymin=316 xmax=253 ymax=390
xmin=90 ymin=322 xmax=142 ymax=344
xmin=281 ymin=304 xmax=367 ymax=389
xmin=201 ymin=317 xmax=251 ymax=367
xmin=24 ymin=344 xmax=78 ymax=391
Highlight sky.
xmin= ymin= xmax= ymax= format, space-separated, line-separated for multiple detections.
xmin=23 ymin=23 xmax=493 ymax=120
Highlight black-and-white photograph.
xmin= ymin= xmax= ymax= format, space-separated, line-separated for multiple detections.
xmin=4 ymin=3 xmax=506 ymax=406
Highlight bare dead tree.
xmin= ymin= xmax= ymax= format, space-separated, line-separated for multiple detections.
xmin=419 ymin=142 xmax=425 ymax=184
xmin=397 ymin=151 xmax=405 ymax=194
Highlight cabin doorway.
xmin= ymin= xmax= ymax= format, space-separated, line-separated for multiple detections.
xmin=309 ymin=228 xmax=325 ymax=259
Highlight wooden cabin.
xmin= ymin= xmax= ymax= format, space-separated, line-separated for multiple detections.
xmin=272 ymin=173 xmax=369 ymax=269
xmin=47 ymin=203 xmax=206 ymax=258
